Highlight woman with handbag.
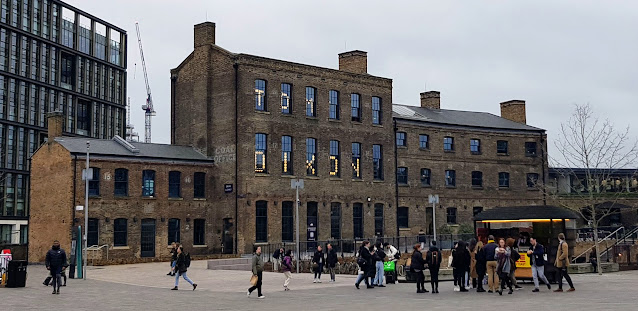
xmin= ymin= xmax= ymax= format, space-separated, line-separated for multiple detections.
xmin=354 ymin=241 xmax=373 ymax=289
xmin=312 ymin=245 xmax=325 ymax=283
xmin=410 ymin=243 xmax=427 ymax=293
xmin=247 ymin=246 xmax=265 ymax=299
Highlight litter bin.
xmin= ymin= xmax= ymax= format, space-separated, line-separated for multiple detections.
xmin=6 ymin=260 xmax=28 ymax=288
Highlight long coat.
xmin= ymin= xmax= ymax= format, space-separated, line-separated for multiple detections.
xmin=555 ymin=241 xmax=570 ymax=268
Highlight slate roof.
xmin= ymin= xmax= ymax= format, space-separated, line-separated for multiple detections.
xmin=392 ymin=104 xmax=544 ymax=132
xmin=473 ymin=205 xmax=580 ymax=221
xmin=54 ymin=136 xmax=212 ymax=162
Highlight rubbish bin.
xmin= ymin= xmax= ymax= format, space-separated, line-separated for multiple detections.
xmin=6 ymin=260 xmax=28 ymax=288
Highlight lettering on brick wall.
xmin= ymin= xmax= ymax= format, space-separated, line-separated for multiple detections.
xmin=213 ymin=145 xmax=236 ymax=165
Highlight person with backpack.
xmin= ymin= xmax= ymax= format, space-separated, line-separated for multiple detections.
xmin=326 ymin=243 xmax=338 ymax=283
xmin=354 ymin=241 xmax=373 ymax=289
xmin=282 ymin=250 xmax=293 ymax=291
xmin=171 ymin=246 xmax=197 ymax=291
xmin=507 ymin=237 xmax=523 ymax=290
xmin=410 ymin=243 xmax=427 ymax=293
xmin=372 ymin=242 xmax=387 ymax=287
xmin=426 ymin=240 xmax=441 ymax=293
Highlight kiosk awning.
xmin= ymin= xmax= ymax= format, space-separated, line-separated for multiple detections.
xmin=474 ymin=205 xmax=580 ymax=222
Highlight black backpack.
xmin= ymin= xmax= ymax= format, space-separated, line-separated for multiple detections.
xmin=185 ymin=253 xmax=192 ymax=268
xmin=511 ymin=250 xmax=521 ymax=262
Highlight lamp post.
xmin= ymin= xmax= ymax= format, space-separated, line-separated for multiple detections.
xmin=291 ymin=179 xmax=304 ymax=273
xmin=83 ymin=141 xmax=90 ymax=280
xmin=429 ymin=194 xmax=439 ymax=241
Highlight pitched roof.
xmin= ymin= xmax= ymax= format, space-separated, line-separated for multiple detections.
xmin=473 ymin=205 xmax=580 ymax=221
xmin=54 ymin=136 xmax=212 ymax=162
xmin=392 ymin=104 xmax=544 ymax=132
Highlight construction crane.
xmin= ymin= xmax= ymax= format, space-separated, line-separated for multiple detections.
xmin=135 ymin=22 xmax=156 ymax=143
xmin=125 ymin=97 xmax=139 ymax=142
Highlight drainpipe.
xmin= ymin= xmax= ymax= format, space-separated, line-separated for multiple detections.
xmin=234 ymin=62 xmax=239 ymax=255
xmin=540 ymin=132 xmax=547 ymax=205
xmin=73 ymin=154 xmax=78 ymax=231
xmin=393 ymin=119 xmax=400 ymax=237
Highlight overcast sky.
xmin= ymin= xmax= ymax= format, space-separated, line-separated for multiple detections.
xmin=67 ymin=0 xmax=638 ymax=160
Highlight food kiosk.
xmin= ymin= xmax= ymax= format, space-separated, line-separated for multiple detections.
xmin=473 ymin=205 xmax=579 ymax=281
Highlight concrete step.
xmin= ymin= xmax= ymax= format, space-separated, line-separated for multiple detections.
xmin=207 ymin=258 xmax=250 ymax=267
xmin=207 ymin=263 xmax=252 ymax=271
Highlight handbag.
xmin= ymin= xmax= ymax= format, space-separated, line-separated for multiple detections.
xmin=250 ymin=274 xmax=258 ymax=286
xmin=312 ymin=262 xmax=319 ymax=270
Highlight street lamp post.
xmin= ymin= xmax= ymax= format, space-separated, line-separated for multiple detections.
xmin=429 ymin=194 xmax=439 ymax=241
xmin=83 ymin=141 xmax=90 ymax=280
xmin=291 ymin=179 xmax=304 ymax=273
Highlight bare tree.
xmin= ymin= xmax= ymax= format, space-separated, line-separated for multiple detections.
xmin=548 ymin=104 xmax=638 ymax=274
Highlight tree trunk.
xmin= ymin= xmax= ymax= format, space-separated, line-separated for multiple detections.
xmin=592 ymin=218 xmax=603 ymax=275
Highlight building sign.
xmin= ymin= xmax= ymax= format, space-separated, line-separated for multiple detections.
xmin=515 ymin=252 xmax=531 ymax=268
xmin=307 ymin=223 xmax=317 ymax=241
xmin=224 ymin=184 xmax=233 ymax=193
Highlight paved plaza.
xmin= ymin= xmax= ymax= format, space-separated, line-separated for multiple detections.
xmin=2 ymin=260 xmax=637 ymax=310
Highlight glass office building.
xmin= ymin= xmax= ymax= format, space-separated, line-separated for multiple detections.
xmin=0 ymin=0 xmax=126 ymax=244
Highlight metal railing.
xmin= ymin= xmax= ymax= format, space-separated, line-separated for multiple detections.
xmin=572 ymin=226 xmax=625 ymax=263
xmin=87 ymin=244 xmax=109 ymax=265
xmin=255 ymin=234 xmax=476 ymax=264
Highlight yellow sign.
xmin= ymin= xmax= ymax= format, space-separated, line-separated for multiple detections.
xmin=515 ymin=252 xmax=531 ymax=268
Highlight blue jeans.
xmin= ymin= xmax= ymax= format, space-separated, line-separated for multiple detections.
xmin=355 ymin=272 xmax=369 ymax=286
xmin=373 ymin=261 xmax=384 ymax=285
xmin=175 ymin=271 xmax=194 ymax=287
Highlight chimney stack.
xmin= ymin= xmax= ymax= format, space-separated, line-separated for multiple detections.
xmin=338 ymin=50 xmax=367 ymax=74
xmin=194 ymin=22 xmax=216 ymax=48
xmin=500 ymin=100 xmax=527 ymax=124
xmin=420 ymin=91 xmax=440 ymax=110
xmin=46 ymin=111 xmax=64 ymax=142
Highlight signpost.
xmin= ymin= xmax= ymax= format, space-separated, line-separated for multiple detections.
xmin=81 ymin=142 xmax=91 ymax=280
xmin=428 ymin=194 xmax=439 ymax=241
xmin=291 ymin=179 xmax=304 ymax=273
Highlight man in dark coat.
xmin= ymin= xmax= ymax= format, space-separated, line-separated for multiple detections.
xmin=527 ymin=237 xmax=551 ymax=292
xmin=326 ymin=243 xmax=338 ymax=282
xmin=45 ymin=240 xmax=68 ymax=294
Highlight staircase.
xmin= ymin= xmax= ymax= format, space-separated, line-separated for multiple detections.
xmin=573 ymin=226 xmax=638 ymax=265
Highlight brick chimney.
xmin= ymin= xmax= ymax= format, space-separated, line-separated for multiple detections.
xmin=47 ymin=111 xmax=64 ymax=142
xmin=500 ymin=100 xmax=526 ymax=124
xmin=338 ymin=50 xmax=367 ymax=74
xmin=194 ymin=22 xmax=215 ymax=48
xmin=420 ymin=91 xmax=440 ymax=110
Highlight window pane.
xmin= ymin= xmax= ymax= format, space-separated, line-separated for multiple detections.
xmin=497 ymin=140 xmax=508 ymax=154
xmin=142 ymin=170 xmax=155 ymax=197
xmin=470 ymin=139 xmax=481 ymax=154
xmin=282 ymin=136 xmax=292 ymax=174
xmin=444 ymin=137 xmax=454 ymax=151
xmin=472 ymin=171 xmax=483 ymax=187
xmin=398 ymin=207 xmax=409 ymax=228
xmin=374 ymin=203 xmax=384 ymax=236
xmin=353 ymin=202 xmax=363 ymax=239
xmin=256 ymin=201 xmax=268 ymax=242
xmin=396 ymin=132 xmax=406 ymax=147
xmin=397 ymin=167 xmax=408 ymax=185
xmin=351 ymin=93 xmax=360 ymax=122
xmin=306 ymin=138 xmax=316 ymax=176
xmin=372 ymin=96 xmax=381 ymax=125
xmin=113 ymin=218 xmax=127 ymax=246
xmin=114 ymin=169 xmax=128 ymax=196
xmin=281 ymin=83 xmax=291 ymax=114
xmin=525 ymin=142 xmax=537 ymax=157
xmin=194 ymin=172 xmax=206 ymax=198
xmin=445 ymin=170 xmax=456 ymax=187
xmin=255 ymin=133 xmax=267 ymax=173
xmin=168 ymin=171 xmax=181 ymax=198
xmin=87 ymin=218 xmax=98 ymax=246
xmin=446 ymin=208 xmax=457 ymax=224
xmin=330 ymin=140 xmax=340 ymax=177
xmin=329 ymin=90 xmax=339 ymax=119
xmin=330 ymin=202 xmax=341 ymax=239
xmin=88 ymin=167 xmax=100 ymax=196
xmin=527 ymin=173 xmax=539 ymax=188
xmin=499 ymin=172 xmax=510 ymax=187
xmin=420 ymin=168 xmax=431 ymax=186
xmin=305 ymin=87 xmax=316 ymax=117
xmin=282 ymin=201 xmax=294 ymax=242
xmin=373 ymin=145 xmax=383 ymax=180
xmin=168 ymin=218 xmax=180 ymax=244
xmin=419 ymin=135 xmax=429 ymax=149
xmin=352 ymin=142 xmax=361 ymax=179
xmin=255 ymin=79 xmax=266 ymax=111
xmin=194 ymin=219 xmax=205 ymax=245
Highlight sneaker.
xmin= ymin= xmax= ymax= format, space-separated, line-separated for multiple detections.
xmin=488 ymin=290 xmax=493 ymax=293
xmin=317 ymin=279 xmax=322 ymax=283
xmin=366 ymin=285 xmax=375 ymax=289
xmin=192 ymin=284 xmax=197 ymax=291
xmin=378 ymin=285 xmax=385 ymax=287
xmin=52 ymin=290 xmax=57 ymax=294
xmin=567 ymin=288 xmax=575 ymax=292
xmin=56 ymin=289 xmax=60 ymax=295
xmin=554 ymin=289 xmax=563 ymax=292
xmin=313 ymin=279 xmax=317 ymax=283
xmin=247 ymin=290 xmax=251 ymax=296
xmin=508 ymin=289 xmax=513 ymax=295
xmin=460 ymin=288 xmax=469 ymax=292
xmin=257 ymin=295 xmax=265 ymax=299
xmin=417 ymin=290 xmax=424 ymax=293
xmin=171 ymin=287 xmax=178 ymax=290
xmin=546 ymin=284 xmax=552 ymax=290
xmin=515 ymin=285 xmax=523 ymax=290
xmin=167 ymin=272 xmax=172 ymax=276
xmin=498 ymin=290 xmax=503 ymax=296
xmin=532 ymin=288 xmax=540 ymax=292
xmin=477 ymin=288 xmax=486 ymax=293
xmin=62 ymin=284 xmax=66 ymax=287
xmin=454 ymin=286 xmax=460 ymax=292
xmin=355 ymin=283 xmax=360 ymax=289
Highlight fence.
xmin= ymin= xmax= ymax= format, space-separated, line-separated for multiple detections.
xmin=255 ymin=234 xmax=476 ymax=263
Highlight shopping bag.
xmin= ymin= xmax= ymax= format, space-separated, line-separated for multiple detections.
xmin=383 ymin=261 xmax=396 ymax=272
xmin=250 ymin=274 xmax=258 ymax=286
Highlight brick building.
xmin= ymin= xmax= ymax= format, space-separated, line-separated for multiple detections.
xmin=0 ymin=0 xmax=127 ymax=246
xmin=28 ymin=114 xmax=216 ymax=262
xmin=394 ymin=93 xmax=548 ymax=235
xmin=171 ymin=23 xmax=396 ymax=254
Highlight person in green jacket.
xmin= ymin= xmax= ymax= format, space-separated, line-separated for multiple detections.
xmin=247 ymin=246 xmax=265 ymax=298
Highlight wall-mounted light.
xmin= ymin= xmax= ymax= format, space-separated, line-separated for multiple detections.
xmin=367 ymin=197 xmax=371 ymax=202
xmin=161 ymin=217 xmax=165 ymax=222
xmin=105 ymin=217 xmax=110 ymax=223
xmin=133 ymin=216 xmax=138 ymax=223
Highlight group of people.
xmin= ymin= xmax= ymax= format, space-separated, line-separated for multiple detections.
xmin=354 ymin=241 xmax=400 ymax=289
xmin=445 ymin=233 xmax=575 ymax=295
xmin=167 ymin=242 xmax=197 ymax=291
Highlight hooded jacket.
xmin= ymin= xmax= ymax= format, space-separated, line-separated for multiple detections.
xmin=426 ymin=246 xmax=441 ymax=270
xmin=45 ymin=246 xmax=68 ymax=268
xmin=410 ymin=249 xmax=426 ymax=272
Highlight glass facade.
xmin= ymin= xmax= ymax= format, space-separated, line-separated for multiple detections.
xmin=0 ymin=0 xmax=127 ymax=221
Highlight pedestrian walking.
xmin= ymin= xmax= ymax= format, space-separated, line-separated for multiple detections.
xmin=426 ymin=240 xmax=441 ymax=294
xmin=355 ymin=241 xmax=373 ymax=289
xmin=452 ymin=240 xmax=471 ymax=292
xmin=507 ymin=238 xmax=523 ymax=290
xmin=45 ymin=240 xmax=68 ymax=295
xmin=167 ymin=242 xmax=179 ymax=276
xmin=410 ymin=243 xmax=428 ymax=293
xmin=554 ymin=233 xmax=575 ymax=292
xmin=248 ymin=246 xmax=265 ymax=298
xmin=373 ymin=242 xmax=387 ymax=287
xmin=496 ymin=238 xmax=513 ymax=295
xmin=312 ymin=245 xmax=325 ymax=283
xmin=282 ymin=250 xmax=293 ymax=291
xmin=171 ymin=246 xmax=197 ymax=291
xmin=474 ymin=241 xmax=486 ymax=292
xmin=272 ymin=247 xmax=284 ymax=272
xmin=483 ymin=235 xmax=499 ymax=293
xmin=326 ymin=243 xmax=338 ymax=282
xmin=527 ymin=237 xmax=551 ymax=292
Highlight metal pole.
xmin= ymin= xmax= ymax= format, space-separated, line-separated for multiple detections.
xmin=432 ymin=201 xmax=436 ymax=241
xmin=295 ymin=183 xmax=300 ymax=273
xmin=84 ymin=141 xmax=89 ymax=280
